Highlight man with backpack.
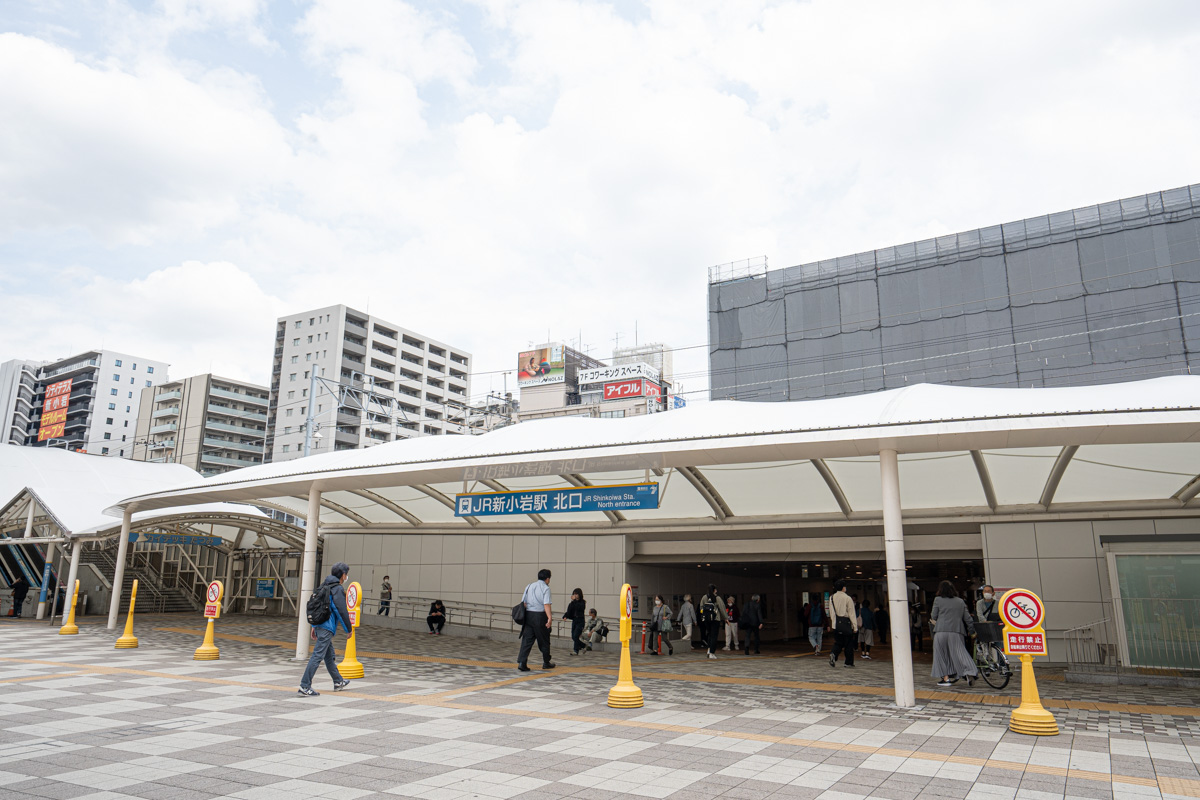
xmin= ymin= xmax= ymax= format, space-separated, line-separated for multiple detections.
xmin=298 ymin=562 xmax=353 ymax=697
xmin=516 ymin=568 xmax=555 ymax=672
xmin=698 ymin=584 xmax=727 ymax=660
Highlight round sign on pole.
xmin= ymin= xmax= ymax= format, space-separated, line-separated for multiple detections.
xmin=347 ymin=584 xmax=359 ymax=610
xmin=207 ymin=582 xmax=220 ymax=603
xmin=625 ymin=587 xmax=633 ymax=618
xmin=1002 ymin=590 xmax=1044 ymax=630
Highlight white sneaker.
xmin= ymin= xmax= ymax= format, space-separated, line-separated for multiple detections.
xmin=722 ymin=647 xmax=730 ymax=651
xmin=708 ymin=653 xmax=718 ymax=660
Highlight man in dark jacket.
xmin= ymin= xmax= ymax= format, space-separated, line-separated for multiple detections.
xmin=298 ymin=562 xmax=353 ymax=697
xmin=740 ymin=594 xmax=764 ymax=655
xmin=11 ymin=576 xmax=30 ymax=617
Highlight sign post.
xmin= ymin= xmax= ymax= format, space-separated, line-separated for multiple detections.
xmin=1000 ymin=588 xmax=1057 ymax=736
xmin=338 ymin=581 xmax=364 ymax=678
xmin=607 ymin=583 xmax=643 ymax=708
xmin=115 ymin=579 xmax=139 ymax=649
xmin=194 ymin=580 xmax=223 ymax=661
xmin=58 ymin=580 xmax=80 ymax=635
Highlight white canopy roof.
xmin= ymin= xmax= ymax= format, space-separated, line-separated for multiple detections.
xmin=110 ymin=377 xmax=1200 ymax=531
xmin=0 ymin=445 xmax=302 ymax=548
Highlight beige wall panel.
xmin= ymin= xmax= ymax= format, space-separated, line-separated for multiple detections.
xmin=379 ymin=535 xmax=403 ymax=566
xmin=341 ymin=536 xmax=364 ymax=565
xmin=595 ymin=562 xmax=624 ymax=601
xmin=1040 ymin=600 xmax=1107 ymax=630
xmin=906 ymin=533 xmax=982 ymax=554
xmin=539 ymin=535 xmax=567 ymax=564
xmin=441 ymin=534 xmax=466 ymax=565
xmin=512 ymin=535 xmax=539 ymax=564
xmin=439 ymin=564 xmax=465 ymax=596
xmin=370 ymin=565 xmax=390 ymax=597
xmin=463 ymin=564 xmax=488 ymax=597
xmin=323 ymin=537 xmax=344 ymax=565
xmin=396 ymin=563 xmax=421 ymax=596
xmin=571 ymin=536 xmax=596 ymax=565
xmin=420 ymin=535 xmax=442 ymax=565
xmin=463 ymin=535 xmax=489 ymax=564
xmin=418 ymin=564 xmax=441 ymax=594
xmin=981 ymin=523 xmax=1037 ymax=559
xmin=487 ymin=592 xmax=512 ymax=607
xmin=511 ymin=564 xmax=539 ymax=594
xmin=1092 ymin=519 xmax=1154 ymax=538
xmin=1034 ymin=522 xmax=1096 ymax=558
xmin=361 ymin=535 xmax=383 ymax=566
xmin=1154 ymin=518 xmax=1200 ymax=535
xmin=488 ymin=535 xmax=514 ymax=565
xmin=561 ymin=563 xmax=594 ymax=599
xmin=595 ymin=535 xmax=624 ymax=563
xmin=400 ymin=534 xmax=421 ymax=565
xmin=487 ymin=563 xmax=510 ymax=593
xmin=1037 ymin=558 xmax=1103 ymax=604
xmin=984 ymin=558 xmax=1043 ymax=595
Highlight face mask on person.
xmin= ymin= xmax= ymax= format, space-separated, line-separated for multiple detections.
xmin=655 ymin=600 xmax=662 ymax=607
xmin=983 ymin=592 xmax=994 ymax=601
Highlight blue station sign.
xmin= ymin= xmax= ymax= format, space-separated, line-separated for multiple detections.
xmin=456 ymin=483 xmax=659 ymax=517
xmin=141 ymin=533 xmax=224 ymax=547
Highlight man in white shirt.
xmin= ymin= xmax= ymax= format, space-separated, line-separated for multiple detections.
xmin=517 ymin=568 xmax=555 ymax=672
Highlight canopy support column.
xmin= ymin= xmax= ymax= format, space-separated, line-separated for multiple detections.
xmin=24 ymin=500 xmax=35 ymax=538
xmin=296 ymin=487 xmax=321 ymax=660
xmin=880 ymin=449 xmax=915 ymax=708
xmin=36 ymin=542 xmax=55 ymax=620
xmin=64 ymin=542 xmax=82 ymax=622
xmin=106 ymin=508 xmax=133 ymax=630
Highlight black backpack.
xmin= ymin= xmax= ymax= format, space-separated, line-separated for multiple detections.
xmin=307 ymin=582 xmax=332 ymax=625
xmin=699 ymin=595 xmax=717 ymax=623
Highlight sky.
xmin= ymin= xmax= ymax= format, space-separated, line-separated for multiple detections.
xmin=1 ymin=0 xmax=1198 ymax=402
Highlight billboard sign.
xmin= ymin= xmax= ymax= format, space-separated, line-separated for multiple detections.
xmin=578 ymin=362 xmax=660 ymax=385
xmin=456 ymin=483 xmax=660 ymax=517
xmin=672 ymin=395 xmax=687 ymax=409
xmin=38 ymin=379 xmax=73 ymax=442
xmin=518 ymin=344 xmax=566 ymax=387
xmin=603 ymin=379 xmax=664 ymax=402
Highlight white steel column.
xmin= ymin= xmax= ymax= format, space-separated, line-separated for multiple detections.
xmin=36 ymin=542 xmax=55 ymax=619
xmin=64 ymin=542 xmax=82 ymax=619
xmin=880 ymin=449 xmax=915 ymax=708
xmin=107 ymin=508 xmax=134 ymax=630
xmin=296 ymin=486 xmax=322 ymax=660
xmin=23 ymin=499 xmax=35 ymax=537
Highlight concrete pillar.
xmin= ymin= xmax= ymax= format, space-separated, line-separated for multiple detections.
xmin=64 ymin=542 xmax=82 ymax=618
xmin=36 ymin=542 xmax=55 ymax=620
xmin=296 ymin=486 xmax=322 ymax=660
xmin=880 ymin=449 xmax=915 ymax=708
xmin=107 ymin=508 xmax=134 ymax=630
xmin=23 ymin=499 xmax=35 ymax=538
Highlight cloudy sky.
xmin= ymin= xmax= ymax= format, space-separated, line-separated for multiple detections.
xmin=2 ymin=0 xmax=1198 ymax=400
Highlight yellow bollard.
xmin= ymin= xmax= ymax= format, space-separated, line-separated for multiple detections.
xmin=193 ymin=618 xmax=219 ymax=660
xmin=338 ymin=581 xmax=364 ymax=678
xmin=115 ymin=579 xmax=139 ymax=648
xmin=1009 ymin=654 xmax=1059 ymax=735
xmin=58 ymin=580 xmax=80 ymax=635
xmin=608 ymin=583 xmax=643 ymax=708
xmin=193 ymin=580 xmax=223 ymax=661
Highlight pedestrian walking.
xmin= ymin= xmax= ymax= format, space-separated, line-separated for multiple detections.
xmin=10 ymin=576 xmax=29 ymax=617
xmin=677 ymin=594 xmax=697 ymax=648
xmin=722 ymin=596 xmax=740 ymax=651
xmin=975 ymin=585 xmax=1000 ymax=622
xmin=426 ymin=599 xmax=446 ymax=634
xmin=874 ymin=602 xmax=889 ymax=645
xmin=931 ymin=580 xmax=978 ymax=688
xmin=378 ymin=575 xmax=392 ymax=616
xmin=698 ymin=585 xmax=727 ymax=659
xmin=297 ymin=562 xmax=353 ymax=697
xmin=517 ymin=568 xmax=555 ymax=672
xmin=807 ymin=598 xmax=826 ymax=653
xmin=740 ymin=594 xmax=764 ymax=655
xmin=564 ymin=588 xmax=587 ymax=656
xmin=829 ymin=580 xmax=857 ymax=668
xmin=859 ymin=602 xmax=875 ymax=659
xmin=649 ymin=595 xmax=674 ymax=655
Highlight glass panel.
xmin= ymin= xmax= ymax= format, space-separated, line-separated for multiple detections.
xmin=1115 ymin=554 xmax=1200 ymax=670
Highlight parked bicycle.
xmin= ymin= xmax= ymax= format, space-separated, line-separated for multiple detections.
xmin=973 ymin=622 xmax=1012 ymax=689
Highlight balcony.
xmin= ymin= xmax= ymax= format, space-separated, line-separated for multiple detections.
xmin=149 ymin=439 xmax=175 ymax=450
xmin=343 ymin=339 xmax=367 ymax=357
xmin=345 ymin=317 xmax=368 ymax=331
xmin=336 ymin=411 xmax=361 ymax=426
xmin=210 ymin=386 xmax=268 ymax=406
xmin=150 ymin=422 xmax=177 ymax=434
xmin=206 ymin=420 xmax=262 ymax=436
xmin=40 ymin=358 xmax=98 ymax=380
xmin=203 ymin=437 xmax=264 ymax=455
xmin=207 ymin=404 xmax=267 ymax=423
xmin=334 ymin=430 xmax=358 ymax=446
xmin=200 ymin=452 xmax=257 ymax=467
xmin=152 ymin=406 xmax=180 ymax=419
xmin=154 ymin=390 xmax=182 ymax=403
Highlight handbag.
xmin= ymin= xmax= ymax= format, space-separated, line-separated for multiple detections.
xmin=835 ymin=615 xmax=854 ymax=635
xmin=511 ymin=602 xmax=526 ymax=625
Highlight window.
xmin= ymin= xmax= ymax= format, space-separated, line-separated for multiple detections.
xmin=303 ymin=371 xmax=309 ymax=379
xmin=119 ymin=450 xmax=124 ymax=456
xmin=128 ymin=391 xmax=133 ymax=398
xmin=126 ymin=406 xmax=130 ymax=412
xmin=286 ymin=391 xmax=295 ymax=400
xmin=294 ymin=320 xmax=301 ymax=329
xmin=113 ymin=373 xmax=121 ymax=381
xmin=291 ymin=356 xmax=298 ymax=364
xmin=110 ymin=388 xmax=118 ymax=396
xmin=102 ymin=447 xmax=109 ymax=455
xmin=103 ymin=432 xmax=111 ymax=440
xmin=282 ymin=445 xmax=290 ymax=453
xmin=302 ymin=389 xmax=308 ymax=398
xmin=309 ymin=317 xmax=315 ymax=325
xmin=121 ymin=435 xmax=126 ymax=441
xmin=300 ymin=406 xmax=306 ymax=415
xmin=145 ymin=381 xmax=152 ymax=387
xmin=285 ymin=408 xmax=293 ymax=417
xmin=106 ymin=417 xmax=113 ymax=425
xmin=284 ymin=426 xmax=292 ymax=434
xmin=307 ymin=335 xmax=313 ymax=343
xmin=108 ymin=403 xmax=116 ymax=410
xmin=131 ymin=363 xmax=137 ymax=370
xmin=124 ymin=421 xmax=128 ymax=427
xmin=130 ymin=377 xmax=134 ymax=384
xmin=293 ymin=337 xmax=300 ymax=346
xmin=114 ymin=359 xmax=122 ymax=367
xmin=147 ymin=366 xmax=154 ymax=374
xmin=289 ymin=373 xmax=297 ymax=382
xmin=305 ymin=353 xmax=311 ymax=361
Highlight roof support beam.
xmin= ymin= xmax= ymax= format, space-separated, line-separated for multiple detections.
xmin=1039 ymin=445 xmax=1079 ymax=509
xmin=561 ymin=474 xmax=625 ymax=523
xmin=1173 ymin=474 xmax=1200 ymax=505
xmin=347 ymin=489 xmax=422 ymax=527
xmin=678 ymin=467 xmax=734 ymax=521
xmin=481 ymin=479 xmax=545 ymax=527
xmin=970 ymin=450 xmax=998 ymax=511
xmin=810 ymin=459 xmax=852 ymax=517
xmin=290 ymin=496 xmax=372 ymax=528
xmin=415 ymin=484 xmax=479 ymax=527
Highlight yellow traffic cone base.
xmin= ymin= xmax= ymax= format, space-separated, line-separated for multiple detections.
xmin=607 ymin=639 xmax=643 ymax=708
xmin=339 ymin=630 xmax=364 ymax=678
xmin=1009 ymin=654 xmax=1058 ymax=736
xmin=58 ymin=580 xmax=80 ymax=635
xmin=193 ymin=618 xmax=220 ymax=660
xmin=115 ymin=580 xmax=139 ymax=649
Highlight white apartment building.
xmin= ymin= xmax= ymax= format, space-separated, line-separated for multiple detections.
xmin=265 ymin=305 xmax=472 ymax=463
xmin=132 ymin=374 xmax=269 ymax=476
xmin=31 ymin=350 xmax=170 ymax=456
xmin=0 ymin=359 xmax=41 ymax=445
xmin=612 ymin=342 xmax=674 ymax=386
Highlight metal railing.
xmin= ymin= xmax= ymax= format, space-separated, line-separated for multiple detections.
xmin=361 ymin=594 xmax=612 ymax=641
xmin=1066 ymin=599 xmax=1200 ymax=676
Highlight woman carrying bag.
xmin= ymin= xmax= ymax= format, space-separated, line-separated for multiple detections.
xmin=930 ymin=580 xmax=978 ymax=688
xmin=563 ymin=588 xmax=587 ymax=656
xmin=649 ymin=595 xmax=674 ymax=655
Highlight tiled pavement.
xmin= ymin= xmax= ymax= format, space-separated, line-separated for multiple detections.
xmin=2 ymin=615 xmax=1199 ymax=799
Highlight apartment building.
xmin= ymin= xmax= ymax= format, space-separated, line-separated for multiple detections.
xmin=265 ymin=305 xmax=472 ymax=463
xmin=0 ymin=359 xmax=41 ymax=445
xmin=612 ymin=343 xmax=674 ymax=386
xmin=29 ymin=350 xmax=170 ymax=455
xmin=132 ymin=374 xmax=269 ymax=476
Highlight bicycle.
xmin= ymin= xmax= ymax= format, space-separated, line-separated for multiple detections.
xmin=973 ymin=622 xmax=1012 ymax=689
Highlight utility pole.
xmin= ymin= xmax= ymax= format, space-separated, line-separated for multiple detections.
xmin=303 ymin=370 xmax=318 ymax=457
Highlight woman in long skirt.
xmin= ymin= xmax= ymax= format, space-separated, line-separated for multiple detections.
xmin=930 ymin=580 xmax=977 ymax=688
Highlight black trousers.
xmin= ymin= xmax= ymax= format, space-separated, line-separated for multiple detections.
xmin=378 ymin=600 xmax=390 ymax=616
xmin=705 ymin=621 xmax=723 ymax=654
xmin=518 ymin=611 xmax=552 ymax=666
xmin=427 ymin=615 xmax=444 ymax=632
xmin=831 ymin=628 xmax=856 ymax=665
xmin=742 ymin=627 xmax=760 ymax=654
xmin=570 ymin=618 xmax=584 ymax=653
xmin=912 ymin=626 xmax=924 ymax=652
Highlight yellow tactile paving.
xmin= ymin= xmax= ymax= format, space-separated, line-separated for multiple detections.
xmin=0 ymin=671 xmax=87 ymax=684
xmin=0 ymin=655 xmax=1191 ymax=795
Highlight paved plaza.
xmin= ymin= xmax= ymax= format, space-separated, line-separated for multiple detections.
xmin=2 ymin=615 xmax=1199 ymax=799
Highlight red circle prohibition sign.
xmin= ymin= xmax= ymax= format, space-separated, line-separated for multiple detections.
xmin=207 ymin=582 xmax=220 ymax=602
xmin=1002 ymin=591 xmax=1043 ymax=629
xmin=347 ymin=584 xmax=359 ymax=609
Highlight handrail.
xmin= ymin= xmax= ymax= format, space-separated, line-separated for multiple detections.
xmin=360 ymin=593 xmax=615 ymax=641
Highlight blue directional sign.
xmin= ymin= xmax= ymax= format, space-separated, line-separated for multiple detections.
xmin=456 ymin=483 xmax=659 ymax=517
xmin=673 ymin=396 xmax=687 ymax=409
xmin=142 ymin=533 xmax=223 ymax=547
xmin=255 ymin=579 xmax=276 ymax=598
